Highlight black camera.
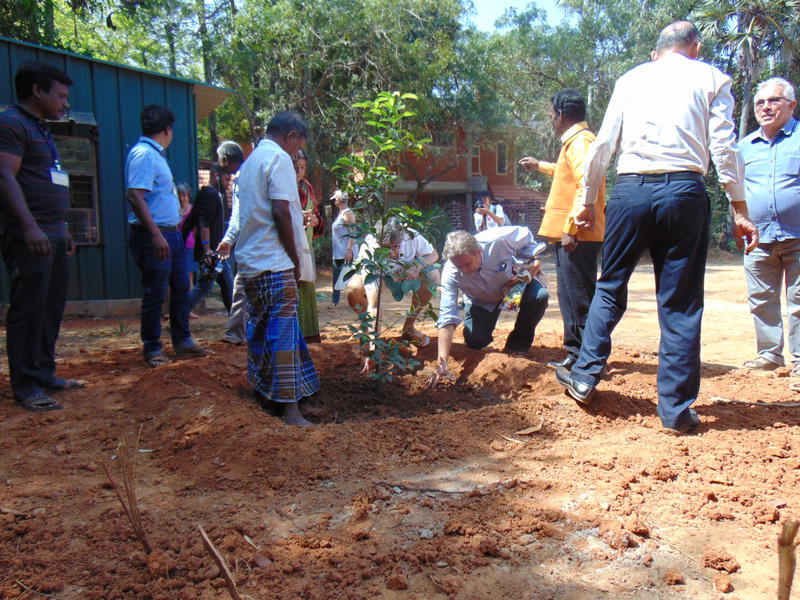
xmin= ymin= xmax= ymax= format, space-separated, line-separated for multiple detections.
xmin=198 ymin=252 xmax=222 ymax=283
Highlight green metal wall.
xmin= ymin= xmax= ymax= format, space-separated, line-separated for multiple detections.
xmin=0 ymin=36 xmax=199 ymax=301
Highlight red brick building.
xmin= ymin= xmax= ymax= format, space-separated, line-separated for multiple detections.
xmin=389 ymin=135 xmax=547 ymax=234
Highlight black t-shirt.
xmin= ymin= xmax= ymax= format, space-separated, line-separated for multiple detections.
xmin=0 ymin=105 xmax=69 ymax=233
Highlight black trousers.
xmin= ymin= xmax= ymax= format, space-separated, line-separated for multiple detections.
xmin=554 ymin=240 xmax=601 ymax=360
xmin=2 ymin=230 xmax=69 ymax=399
xmin=570 ymin=174 xmax=709 ymax=430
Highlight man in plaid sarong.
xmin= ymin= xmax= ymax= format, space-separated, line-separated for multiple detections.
xmin=234 ymin=111 xmax=319 ymax=426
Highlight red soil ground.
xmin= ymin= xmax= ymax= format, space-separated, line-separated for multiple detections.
xmin=0 ymin=261 xmax=798 ymax=599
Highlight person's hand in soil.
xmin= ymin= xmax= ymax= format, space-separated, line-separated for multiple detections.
xmin=361 ymin=357 xmax=376 ymax=375
xmin=426 ymin=357 xmax=454 ymax=389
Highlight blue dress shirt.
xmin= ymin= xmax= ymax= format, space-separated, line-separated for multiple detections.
xmin=437 ymin=226 xmax=546 ymax=328
xmin=739 ymin=117 xmax=800 ymax=243
xmin=125 ymin=136 xmax=180 ymax=227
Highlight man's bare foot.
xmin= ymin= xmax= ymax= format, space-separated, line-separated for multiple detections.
xmin=283 ymin=401 xmax=314 ymax=427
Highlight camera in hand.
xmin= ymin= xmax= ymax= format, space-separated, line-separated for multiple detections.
xmin=198 ymin=252 xmax=223 ymax=282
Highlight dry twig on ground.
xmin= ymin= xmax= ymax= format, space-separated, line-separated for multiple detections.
xmin=101 ymin=430 xmax=152 ymax=554
xmin=778 ymin=520 xmax=799 ymax=600
xmin=198 ymin=524 xmax=242 ymax=600
xmin=709 ymin=396 xmax=800 ymax=408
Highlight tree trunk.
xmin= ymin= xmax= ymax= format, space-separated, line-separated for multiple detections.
xmin=42 ymin=0 xmax=56 ymax=44
xmin=165 ymin=23 xmax=177 ymax=77
xmin=738 ymin=46 xmax=753 ymax=140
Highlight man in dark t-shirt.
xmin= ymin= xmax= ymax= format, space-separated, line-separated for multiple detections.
xmin=182 ymin=141 xmax=244 ymax=314
xmin=0 ymin=61 xmax=81 ymax=412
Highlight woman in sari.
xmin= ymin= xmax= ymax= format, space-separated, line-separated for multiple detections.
xmin=294 ymin=150 xmax=321 ymax=343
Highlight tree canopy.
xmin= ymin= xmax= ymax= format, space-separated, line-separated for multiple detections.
xmin=3 ymin=0 xmax=798 ymax=245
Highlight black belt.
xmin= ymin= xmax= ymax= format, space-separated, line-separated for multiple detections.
xmin=617 ymin=171 xmax=704 ymax=184
xmin=130 ymin=223 xmax=178 ymax=232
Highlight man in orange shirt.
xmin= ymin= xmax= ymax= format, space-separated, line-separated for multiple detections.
xmin=519 ymin=89 xmax=605 ymax=369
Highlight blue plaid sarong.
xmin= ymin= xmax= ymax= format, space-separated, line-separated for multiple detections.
xmin=243 ymin=269 xmax=320 ymax=403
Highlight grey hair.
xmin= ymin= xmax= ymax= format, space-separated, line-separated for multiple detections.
xmin=374 ymin=217 xmax=404 ymax=246
xmin=176 ymin=182 xmax=191 ymax=196
xmin=217 ymin=140 xmax=244 ymax=164
xmin=755 ymin=77 xmax=796 ymax=103
xmin=655 ymin=21 xmax=700 ymax=53
xmin=443 ymin=230 xmax=480 ymax=261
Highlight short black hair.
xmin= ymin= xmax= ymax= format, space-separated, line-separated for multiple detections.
xmin=140 ymin=104 xmax=175 ymax=136
xmin=15 ymin=61 xmax=73 ymax=101
xmin=551 ymin=89 xmax=586 ymax=123
xmin=266 ymin=110 xmax=309 ymax=139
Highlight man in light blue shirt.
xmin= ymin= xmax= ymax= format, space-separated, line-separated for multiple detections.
xmin=126 ymin=104 xmax=206 ymax=366
xmin=739 ymin=77 xmax=800 ymax=373
xmin=428 ymin=226 xmax=549 ymax=385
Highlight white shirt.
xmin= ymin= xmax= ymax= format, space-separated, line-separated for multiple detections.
xmin=331 ymin=207 xmax=356 ymax=260
xmin=584 ymin=52 xmax=744 ymax=204
xmin=357 ymin=229 xmax=434 ymax=265
xmin=473 ymin=203 xmax=508 ymax=231
xmin=221 ymin=174 xmax=239 ymax=246
xmin=234 ymin=138 xmax=314 ymax=280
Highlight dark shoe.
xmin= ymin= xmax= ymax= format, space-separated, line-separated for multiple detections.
xmin=555 ymin=366 xmax=596 ymax=404
xmin=742 ymin=356 xmax=781 ymax=370
xmin=548 ymin=356 xmax=576 ymax=369
xmin=45 ymin=377 xmax=86 ymax=392
xmin=174 ymin=343 xmax=210 ymax=357
xmin=664 ymin=409 xmax=700 ymax=435
xmin=15 ymin=391 xmax=64 ymax=412
xmin=503 ymin=344 xmax=529 ymax=356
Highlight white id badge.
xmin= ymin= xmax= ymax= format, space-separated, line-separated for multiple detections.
xmin=50 ymin=168 xmax=70 ymax=187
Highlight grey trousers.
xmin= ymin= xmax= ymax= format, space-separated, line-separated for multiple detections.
xmin=744 ymin=239 xmax=800 ymax=366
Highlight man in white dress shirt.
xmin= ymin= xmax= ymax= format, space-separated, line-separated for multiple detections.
xmin=554 ymin=21 xmax=758 ymax=434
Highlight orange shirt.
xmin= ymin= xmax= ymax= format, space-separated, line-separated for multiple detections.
xmin=536 ymin=122 xmax=605 ymax=242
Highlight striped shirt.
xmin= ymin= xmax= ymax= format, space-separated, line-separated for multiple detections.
xmin=0 ymin=105 xmax=69 ymax=233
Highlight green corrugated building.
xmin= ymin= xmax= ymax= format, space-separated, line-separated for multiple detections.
xmin=0 ymin=35 xmax=231 ymax=313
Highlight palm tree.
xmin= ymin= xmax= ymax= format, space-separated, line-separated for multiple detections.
xmin=695 ymin=0 xmax=800 ymax=138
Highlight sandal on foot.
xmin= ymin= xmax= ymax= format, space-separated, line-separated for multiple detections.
xmin=742 ymin=356 xmax=781 ymax=370
xmin=401 ymin=330 xmax=430 ymax=347
xmin=15 ymin=391 xmax=64 ymax=412
xmin=145 ymin=353 xmax=170 ymax=368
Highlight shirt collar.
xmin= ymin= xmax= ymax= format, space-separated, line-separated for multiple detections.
xmin=752 ymin=116 xmax=798 ymax=143
xmin=14 ymin=103 xmax=46 ymax=125
xmin=139 ymin=135 xmax=165 ymax=155
xmin=560 ymin=121 xmax=590 ymax=144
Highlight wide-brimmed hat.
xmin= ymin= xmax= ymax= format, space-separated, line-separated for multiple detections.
xmin=330 ymin=190 xmax=349 ymax=202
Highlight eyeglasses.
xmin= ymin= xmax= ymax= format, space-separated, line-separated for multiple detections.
xmin=755 ymin=97 xmax=788 ymax=110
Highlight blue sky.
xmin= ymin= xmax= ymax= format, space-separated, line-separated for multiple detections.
xmin=469 ymin=0 xmax=566 ymax=30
